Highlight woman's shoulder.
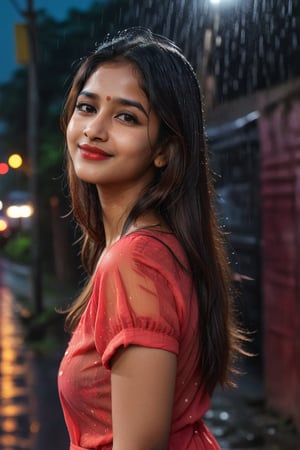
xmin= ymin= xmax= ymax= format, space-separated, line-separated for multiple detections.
xmin=119 ymin=229 xmax=183 ymax=259
xmin=100 ymin=230 xmax=187 ymax=274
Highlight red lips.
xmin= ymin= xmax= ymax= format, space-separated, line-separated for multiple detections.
xmin=78 ymin=143 xmax=112 ymax=161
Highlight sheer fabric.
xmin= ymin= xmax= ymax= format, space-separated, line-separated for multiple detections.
xmin=58 ymin=230 xmax=220 ymax=449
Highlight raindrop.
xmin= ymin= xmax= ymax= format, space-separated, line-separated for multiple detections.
xmin=214 ymin=426 xmax=226 ymax=437
xmin=259 ymin=36 xmax=264 ymax=57
xmin=219 ymin=411 xmax=230 ymax=421
xmin=267 ymin=426 xmax=277 ymax=436
xmin=240 ymin=28 xmax=246 ymax=45
xmin=246 ymin=432 xmax=256 ymax=442
xmin=234 ymin=21 xmax=239 ymax=38
xmin=215 ymin=35 xmax=222 ymax=47
xmin=204 ymin=409 xmax=215 ymax=420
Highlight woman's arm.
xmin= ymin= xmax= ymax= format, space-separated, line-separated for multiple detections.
xmin=111 ymin=345 xmax=177 ymax=450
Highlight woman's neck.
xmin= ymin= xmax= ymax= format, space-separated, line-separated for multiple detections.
xmin=96 ymin=185 xmax=167 ymax=248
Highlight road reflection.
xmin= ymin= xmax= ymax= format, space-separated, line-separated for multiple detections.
xmin=0 ymin=286 xmax=39 ymax=450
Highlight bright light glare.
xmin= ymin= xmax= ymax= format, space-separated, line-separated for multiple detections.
xmin=0 ymin=218 xmax=8 ymax=232
xmin=210 ymin=0 xmax=220 ymax=4
xmin=8 ymin=154 xmax=23 ymax=169
xmin=0 ymin=201 xmax=3 ymax=210
xmin=6 ymin=204 xmax=34 ymax=219
xmin=19 ymin=205 xmax=34 ymax=218
xmin=6 ymin=206 xmax=20 ymax=219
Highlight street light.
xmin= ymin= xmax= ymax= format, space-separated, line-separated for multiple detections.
xmin=8 ymin=153 xmax=23 ymax=169
xmin=6 ymin=204 xmax=34 ymax=219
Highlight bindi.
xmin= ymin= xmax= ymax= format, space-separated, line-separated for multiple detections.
xmin=106 ymin=95 xmax=111 ymax=101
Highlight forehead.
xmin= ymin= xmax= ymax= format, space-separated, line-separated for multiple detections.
xmin=82 ymin=62 xmax=146 ymax=98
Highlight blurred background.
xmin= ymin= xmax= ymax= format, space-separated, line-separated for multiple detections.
xmin=0 ymin=0 xmax=299 ymax=449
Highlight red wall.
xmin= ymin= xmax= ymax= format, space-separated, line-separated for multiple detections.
xmin=259 ymin=93 xmax=300 ymax=427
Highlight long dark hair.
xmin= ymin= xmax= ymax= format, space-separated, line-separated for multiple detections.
xmin=61 ymin=27 xmax=245 ymax=394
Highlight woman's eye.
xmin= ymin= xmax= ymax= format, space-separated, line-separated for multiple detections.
xmin=117 ymin=113 xmax=138 ymax=124
xmin=75 ymin=103 xmax=95 ymax=113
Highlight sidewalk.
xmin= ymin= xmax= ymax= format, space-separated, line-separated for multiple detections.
xmin=205 ymin=360 xmax=300 ymax=449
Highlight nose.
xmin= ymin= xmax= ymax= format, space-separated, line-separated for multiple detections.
xmin=83 ymin=114 xmax=109 ymax=141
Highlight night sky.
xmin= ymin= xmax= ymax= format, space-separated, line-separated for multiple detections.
xmin=1 ymin=0 xmax=103 ymax=83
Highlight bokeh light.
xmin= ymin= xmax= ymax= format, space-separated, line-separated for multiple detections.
xmin=6 ymin=204 xmax=34 ymax=219
xmin=0 ymin=163 xmax=9 ymax=175
xmin=0 ymin=218 xmax=8 ymax=232
xmin=8 ymin=153 xmax=23 ymax=169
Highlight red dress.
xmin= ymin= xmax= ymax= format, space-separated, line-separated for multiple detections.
xmin=58 ymin=230 xmax=221 ymax=449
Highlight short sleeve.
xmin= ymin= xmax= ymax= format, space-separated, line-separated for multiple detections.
xmin=90 ymin=235 xmax=183 ymax=369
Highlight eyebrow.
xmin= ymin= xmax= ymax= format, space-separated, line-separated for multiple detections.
xmin=78 ymin=90 xmax=148 ymax=117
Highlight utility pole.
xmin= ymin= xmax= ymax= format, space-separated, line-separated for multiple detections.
xmin=13 ymin=0 xmax=42 ymax=314
xmin=26 ymin=0 xmax=42 ymax=314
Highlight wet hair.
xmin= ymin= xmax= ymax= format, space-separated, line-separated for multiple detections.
xmin=61 ymin=27 xmax=245 ymax=393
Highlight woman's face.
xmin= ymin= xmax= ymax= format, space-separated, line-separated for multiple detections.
xmin=67 ymin=61 xmax=161 ymax=196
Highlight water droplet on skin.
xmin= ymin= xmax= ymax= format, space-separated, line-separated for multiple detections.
xmin=184 ymin=398 xmax=189 ymax=403
xmin=59 ymin=370 xmax=63 ymax=376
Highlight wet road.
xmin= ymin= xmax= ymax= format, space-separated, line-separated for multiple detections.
xmin=0 ymin=263 xmax=299 ymax=450
xmin=0 ymin=284 xmax=68 ymax=450
xmin=0 ymin=285 xmax=38 ymax=449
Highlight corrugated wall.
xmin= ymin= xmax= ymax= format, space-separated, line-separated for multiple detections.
xmin=259 ymin=87 xmax=300 ymax=427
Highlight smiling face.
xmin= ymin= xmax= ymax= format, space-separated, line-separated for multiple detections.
xmin=66 ymin=62 xmax=162 ymax=200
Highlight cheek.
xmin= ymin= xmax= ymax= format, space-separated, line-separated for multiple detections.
xmin=116 ymin=131 xmax=151 ymax=158
xmin=131 ymin=131 xmax=153 ymax=154
xmin=66 ymin=119 xmax=77 ymax=148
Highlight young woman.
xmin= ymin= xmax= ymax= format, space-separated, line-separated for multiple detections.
xmin=58 ymin=27 xmax=245 ymax=450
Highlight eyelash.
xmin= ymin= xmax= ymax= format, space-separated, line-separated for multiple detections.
xmin=116 ymin=113 xmax=139 ymax=124
xmin=75 ymin=103 xmax=139 ymax=125
xmin=75 ymin=102 xmax=95 ymax=113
